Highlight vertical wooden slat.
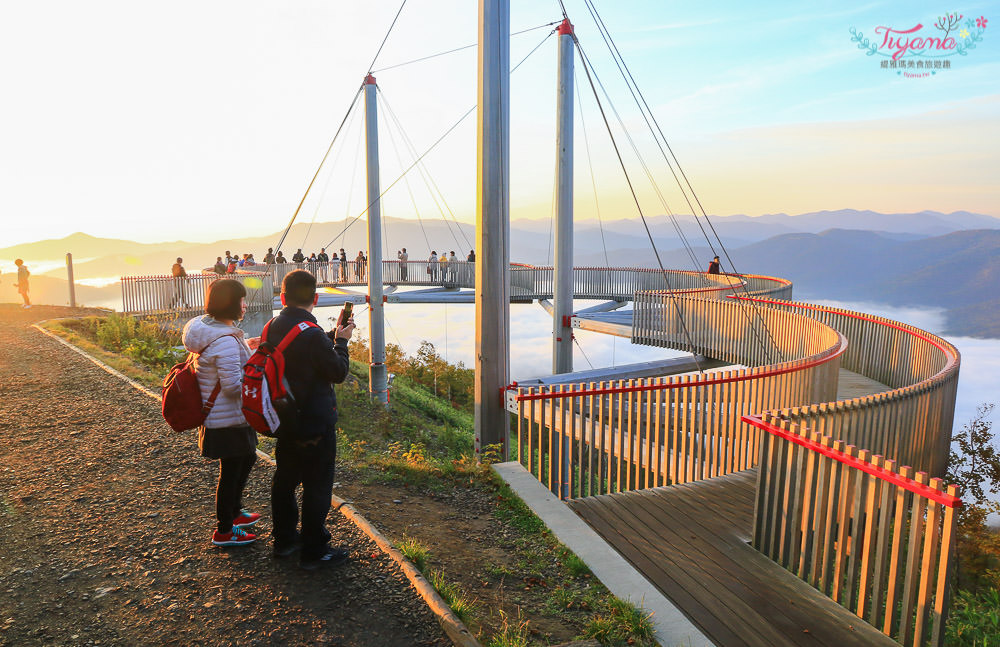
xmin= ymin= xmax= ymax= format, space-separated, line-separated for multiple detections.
xmin=913 ymin=477 xmax=944 ymax=645
xmin=930 ymin=484 xmax=959 ymax=647
xmin=898 ymin=471 xmax=929 ymax=645
xmin=884 ymin=465 xmax=914 ymax=637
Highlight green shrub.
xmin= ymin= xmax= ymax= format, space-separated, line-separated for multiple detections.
xmin=946 ymin=588 xmax=1000 ymax=646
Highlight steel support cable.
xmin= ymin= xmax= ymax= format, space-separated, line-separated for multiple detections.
xmin=382 ymin=96 xmax=433 ymax=253
xmin=343 ymin=113 xmax=365 ymax=229
xmin=575 ymin=66 xmax=609 ymax=267
xmin=581 ymin=0 xmax=783 ymax=362
xmin=302 ymin=98 xmax=363 ymax=249
xmin=378 ymin=88 xmax=472 ymax=251
xmin=372 ymin=21 xmax=562 ymax=73
xmin=379 ymin=90 xmax=463 ymax=252
xmin=365 ymin=0 xmax=408 ymax=74
xmin=575 ymin=46 xmax=704 ymax=369
xmin=238 ymin=84 xmax=364 ymax=327
xmin=575 ymin=43 xmax=705 ymax=278
xmin=323 ymin=29 xmax=556 ymax=252
xmin=573 ymin=335 xmax=595 ymax=370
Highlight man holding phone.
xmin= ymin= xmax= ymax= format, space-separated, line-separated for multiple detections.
xmin=266 ymin=269 xmax=355 ymax=569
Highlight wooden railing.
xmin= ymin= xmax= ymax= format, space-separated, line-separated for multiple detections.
xmin=734 ymin=296 xmax=960 ymax=476
xmin=507 ymin=296 xmax=845 ymax=498
xmin=746 ymin=413 xmax=960 ymax=647
xmin=120 ymin=272 xmax=273 ymax=317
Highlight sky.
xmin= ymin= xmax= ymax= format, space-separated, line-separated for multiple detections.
xmin=1 ymin=0 xmax=998 ymax=249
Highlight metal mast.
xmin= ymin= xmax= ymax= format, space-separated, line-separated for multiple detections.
xmin=475 ymin=0 xmax=510 ymax=454
xmin=364 ymin=74 xmax=388 ymax=405
xmin=553 ymin=18 xmax=575 ymax=375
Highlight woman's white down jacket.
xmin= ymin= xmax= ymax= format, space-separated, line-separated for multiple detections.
xmin=181 ymin=315 xmax=252 ymax=429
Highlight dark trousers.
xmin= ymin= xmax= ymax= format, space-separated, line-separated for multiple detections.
xmin=216 ymin=453 xmax=256 ymax=533
xmin=271 ymin=434 xmax=336 ymax=560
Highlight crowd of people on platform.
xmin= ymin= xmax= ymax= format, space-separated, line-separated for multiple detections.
xmin=196 ymin=247 xmax=478 ymax=286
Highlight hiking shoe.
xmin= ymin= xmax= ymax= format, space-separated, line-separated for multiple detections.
xmin=212 ymin=526 xmax=256 ymax=546
xmin=299 ymin=547 xmax=349 ymax=570
xmin=273 ymin=540 xmax=302 ymax=559
xmin=233 ymin=510 xmax=261 ymax=528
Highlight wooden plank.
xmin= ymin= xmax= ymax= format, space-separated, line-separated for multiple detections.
xmin=571 ymin=496 xmax=755 ymax=647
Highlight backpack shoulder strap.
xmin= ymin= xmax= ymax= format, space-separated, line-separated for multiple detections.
xmin=275 ymin=320 xmax=321 ymax=353
xmin=198 ymin=332 xmax=242 ymax=355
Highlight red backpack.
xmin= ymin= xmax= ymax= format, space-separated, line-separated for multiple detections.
xmin=161 ymin=335 xmax=236 ymax=432
xmin=242 ymin=320 xmax=319 ymax=437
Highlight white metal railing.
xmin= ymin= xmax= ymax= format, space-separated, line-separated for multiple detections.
xmin=120 ymin=272 xmax=273 ymax=318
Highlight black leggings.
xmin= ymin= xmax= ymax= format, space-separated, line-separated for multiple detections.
xmin=216 ymin=453 xmax=256 ymax=533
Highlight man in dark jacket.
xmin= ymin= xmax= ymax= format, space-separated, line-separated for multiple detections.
xmin=268 ymin=269 xmax=354 ymax=568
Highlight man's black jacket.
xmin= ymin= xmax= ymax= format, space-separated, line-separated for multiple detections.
xmin=265 ymin=307 xmax=350 ymax=439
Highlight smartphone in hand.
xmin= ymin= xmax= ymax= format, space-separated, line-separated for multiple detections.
xmin=336 ymin=301 xmax=353 ymax=328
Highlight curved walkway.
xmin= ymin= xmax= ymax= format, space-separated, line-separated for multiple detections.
xmin=0 ymin=305 xmax=448 ymax=647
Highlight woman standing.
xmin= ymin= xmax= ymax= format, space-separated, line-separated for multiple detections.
xmin=182 ymin=279 xmax=260 ymax=547
xmin=427 ymin=251 xmax=439 ymax=282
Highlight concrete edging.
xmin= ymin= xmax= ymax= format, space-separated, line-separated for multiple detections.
xmin=492 ymin=461 xmax=712 ymax=647
xmin=31 ymin=322 xmax=481 ymax=647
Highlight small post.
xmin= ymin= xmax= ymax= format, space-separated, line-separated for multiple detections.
xmin=66 ymin=253 xmax=77 ymax=308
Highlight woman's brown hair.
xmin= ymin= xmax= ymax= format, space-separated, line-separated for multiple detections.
xmin=205 ymin=278 xmax=247 ymax=321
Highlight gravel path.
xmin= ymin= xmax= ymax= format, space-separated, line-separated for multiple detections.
xmin=0 ymin=305 xmax=449 ymax=647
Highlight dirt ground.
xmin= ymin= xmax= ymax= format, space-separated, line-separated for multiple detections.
xmin=0 ymin=304 xmax=449 ymax=647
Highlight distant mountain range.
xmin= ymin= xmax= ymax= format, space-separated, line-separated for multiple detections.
xmin=2 ymin=209 xmax=998 ymax=337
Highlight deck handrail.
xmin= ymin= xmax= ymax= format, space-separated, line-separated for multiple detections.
xmin=746 ymin=412 xmax=959 ymax=647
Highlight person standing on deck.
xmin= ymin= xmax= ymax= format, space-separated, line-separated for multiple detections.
xmin=213 ymin=257 xmax=227 ymax=275
xmin=14 ymin=259 xmax=30 ymax=308
xmin=316 ymin=248 xmax=330 ymax=283
xmin=292 ymin=249 xmax=305 ymax=264
xmin=263 ymin=248 xmax=275 ymax=265
xmin=707 ymin=256 xmax=720 ymax=275
xmin=397 ymin=248 xmax=408 ymax=281
xmin=338 ymin=249 xmax=347 ymax=281
xmin=439 ymin=251 xmax=449 ymax=285
xmin=427 ymin=251 xmax=438 ymax=281
xmin=170 ymin=257 xmax=188 ymax=307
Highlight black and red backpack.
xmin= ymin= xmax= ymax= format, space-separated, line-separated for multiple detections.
xmin=161 ymin=335 xmax=236 ymax=432
xmin=241 ymin=320 xmax=319 ymax=437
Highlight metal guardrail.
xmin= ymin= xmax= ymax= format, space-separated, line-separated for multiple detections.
xmin=746 ymin=413 xmax=959 ymax=647
xmin=120 ymin=272 xmax=273 ymax=318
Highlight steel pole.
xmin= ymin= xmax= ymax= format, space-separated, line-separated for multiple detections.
xmin=475 ymin=0 xmax=510 ymax=456
xmin=553 ymin=19 xmax=574 ymax=376
xmin=364 ymin=75 xmax=388 ymax=405
xmin=66 ymin=252 xmax=77 ymax=308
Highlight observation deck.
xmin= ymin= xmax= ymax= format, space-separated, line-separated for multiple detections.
xmin=119 ymin=263 xmax=961 ymax=647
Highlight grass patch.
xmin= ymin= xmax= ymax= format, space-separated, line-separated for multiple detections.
xmin=486 ymin=608 xmax=531 ymax=647
xmin=397 ymin=536 xmax=430 ymax=573
xmin=39 ymin=317 xmax=175 ymax=390
xmin=946 ymin=587 xmax=1000 ymax=646
xmin=583 ymin=596 xmax=657 ymax=647
xmin=427 ymin=568 xmax=476 ymax=624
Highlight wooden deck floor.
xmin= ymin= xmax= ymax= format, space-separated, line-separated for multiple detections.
xmin=569 ymin=471 xmax=898 ymax=647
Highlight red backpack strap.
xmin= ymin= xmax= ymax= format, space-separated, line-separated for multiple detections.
xmin=202 ymin=381 xmax=223 ymax=414
xmin=274 ymin=321 xmax=320 ymax=353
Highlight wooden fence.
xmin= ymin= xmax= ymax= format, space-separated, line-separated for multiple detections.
xmin=508 ymin=297 xmax=845 ymax=498
xmin=734 ymin=296 xmax=960 ymax=476
xmin=746 ymin=413 xmax=960 ymax=647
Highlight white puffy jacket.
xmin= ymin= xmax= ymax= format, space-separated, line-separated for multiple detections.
xmin=181 ymin=315 xmax=252 ymax=429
